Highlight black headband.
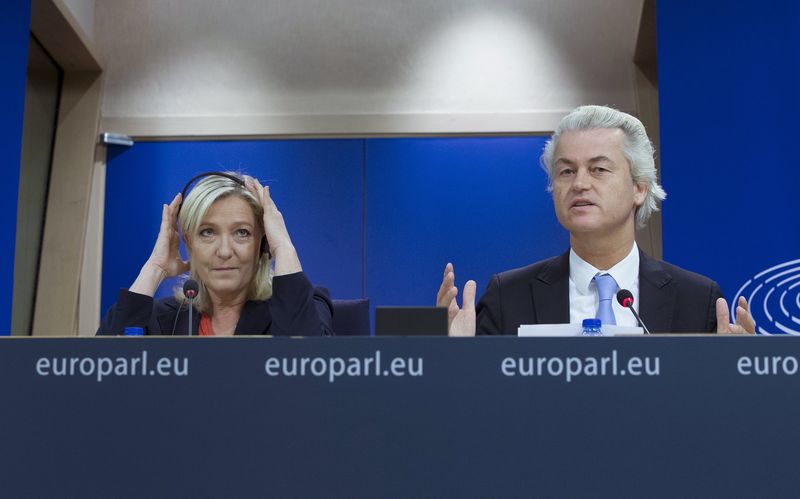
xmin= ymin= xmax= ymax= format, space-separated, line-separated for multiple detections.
xmin=178 ymin=171 xmax=246 ymax=214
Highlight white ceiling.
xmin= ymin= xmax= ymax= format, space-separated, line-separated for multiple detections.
xmin=93 ymin=0 xmax=644 ymax=129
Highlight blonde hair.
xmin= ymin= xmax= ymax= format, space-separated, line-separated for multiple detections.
xmin=174 ymin=173 xmax=273 ymax=314
xmin=540 ymin=105 xmax=667 ymax=228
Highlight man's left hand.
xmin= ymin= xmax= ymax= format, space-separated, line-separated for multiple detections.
xmin=716 ymin=296 xmax=755 ymax=334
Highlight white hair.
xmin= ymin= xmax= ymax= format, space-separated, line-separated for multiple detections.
xmin=540 ymin=105 xmax=667 ymax=228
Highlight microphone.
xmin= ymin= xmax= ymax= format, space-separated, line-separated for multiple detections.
xmin=183 ymin=280 xmax=199 ymax=336
xmin=616 ymin=289 xmax=651 ymax=335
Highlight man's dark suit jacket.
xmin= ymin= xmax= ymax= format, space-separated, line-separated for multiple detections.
xmin=476 ymin=249 xmax=722 ymax=335
xmin=97 ymin=272 xmax=334 ymax=336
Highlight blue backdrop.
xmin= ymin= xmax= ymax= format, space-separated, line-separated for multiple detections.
xmin=102 ymin=137 xmax=567 ymax=331
xmin=657 ymin=2 xmax=800 ymax=334
xmin=0 ymin=1 xmax=31 ymax=334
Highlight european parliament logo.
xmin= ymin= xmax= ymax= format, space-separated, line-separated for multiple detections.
xmin=732 ymin=259 xmax=800 ymax=335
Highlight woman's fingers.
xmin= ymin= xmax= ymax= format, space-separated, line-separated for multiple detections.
xmin=244 ymin=176 xmax=266 ymax=204
xmin=149 ymin=193 xmax=189 ymax=277
xmin=158 ymin=193 xmax=182 ymax=239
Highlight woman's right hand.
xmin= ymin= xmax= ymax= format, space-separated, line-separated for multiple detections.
xmin=129 ymin=193 xmax=190 ymax=296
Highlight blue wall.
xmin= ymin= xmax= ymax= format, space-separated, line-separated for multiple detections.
xmin=658 ymin=2 xmax=800 ymax=333
xmin=0 ymin=1 xmax=31 ymax=334
xmin=102 ymin=137 xmax=567 ymax=329
xmin=364 ymin=137 xmax=564 ymax=308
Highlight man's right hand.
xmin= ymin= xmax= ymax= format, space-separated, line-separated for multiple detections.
xmin=436 ymin=263 xmax=477 ymax=336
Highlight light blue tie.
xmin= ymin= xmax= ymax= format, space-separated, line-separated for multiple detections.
xmin=594 ymin=273 xmax=618 ymax=326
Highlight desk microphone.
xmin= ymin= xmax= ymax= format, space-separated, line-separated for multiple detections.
xmin=183 ymin=280 xmax=199 ymax=336
xmin=616 ymin=289 xmax=651 ymax=335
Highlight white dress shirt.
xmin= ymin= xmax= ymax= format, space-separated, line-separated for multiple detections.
xmin=568 ymin=243 xmax=640 ymax=327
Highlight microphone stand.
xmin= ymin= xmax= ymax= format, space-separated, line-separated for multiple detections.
xmin=617 ymin=290 xmax=652 ymax=335
xmin=187 ymin=296 xmax=194 ymax=336
xmin=627 ymin=306 xmax=651 ymax=335
xmin=182 ymin=280 xmax=199 ymax=336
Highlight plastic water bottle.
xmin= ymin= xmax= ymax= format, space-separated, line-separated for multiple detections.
xmin=124 ymin=326 xmax=144 ymax=336
xmin=581 ymin=318 xmax=602 ymax=336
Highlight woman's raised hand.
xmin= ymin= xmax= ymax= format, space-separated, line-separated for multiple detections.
xmin=129 ymin=193 xmax=190 ymax=296
xmin=245 ymin=176 xmax=302 ymax=276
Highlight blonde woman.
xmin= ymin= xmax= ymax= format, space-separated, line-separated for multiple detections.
xmin=98 ymin=172 xmax=333 ymax=336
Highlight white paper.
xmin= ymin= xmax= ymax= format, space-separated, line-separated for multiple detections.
xmin=517 ymin=323 xmax=644 ymax=337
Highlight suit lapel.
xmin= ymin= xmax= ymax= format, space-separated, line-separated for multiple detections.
xmin=234 ymin=301 xmax=271 ymax=335
xmin=638 ymin=250 xmax=675 ymax=333
xmin=156 ymin=299 xmax=198 ymax=336
xmin=159 ymin=299 xmax=270 ymax=335
xmin=531 ymin=251 xmax=571 ymax=324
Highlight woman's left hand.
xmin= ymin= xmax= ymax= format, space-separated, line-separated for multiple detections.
xmin=245 ymin=176 xmax=302 ymax=276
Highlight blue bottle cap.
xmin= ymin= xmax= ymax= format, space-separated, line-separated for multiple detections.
xmin=582 ymin=318 xmax=602 ymax=329
xmin=124 ymin=326 xmax=144 ymax=336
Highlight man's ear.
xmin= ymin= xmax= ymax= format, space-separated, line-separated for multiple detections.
xmin=633 ymin=182 xmax=648 ymax=207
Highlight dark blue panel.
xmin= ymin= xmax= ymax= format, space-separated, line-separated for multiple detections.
xmin=365 ymin=137 xmax=568 ymax=312
xmin=0 ymin=0 xmax=31 ymax=334
xmin=102 ymin=140 xmax=363 ymax=318
xmin=4 ymin=336 xmax=799 ymax=497
xmin=657 ymin=2 xmax=800 ymax=333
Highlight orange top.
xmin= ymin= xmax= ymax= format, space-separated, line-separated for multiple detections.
xmin=199 ymin=314 xmax=214 ymax=336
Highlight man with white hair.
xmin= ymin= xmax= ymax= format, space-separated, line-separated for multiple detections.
xmin=437 ymin=105 xmax=754 ymax=336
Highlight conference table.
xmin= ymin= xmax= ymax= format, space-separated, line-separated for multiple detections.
xmin=1 ymin=335 xmax=797 ymax=497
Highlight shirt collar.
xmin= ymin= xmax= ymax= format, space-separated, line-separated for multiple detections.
xmin=569 ymin=242 xmax=639 ymax=295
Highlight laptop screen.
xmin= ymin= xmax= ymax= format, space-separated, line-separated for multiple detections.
xmin=374 ymin=307 xmax=449 ymax=336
